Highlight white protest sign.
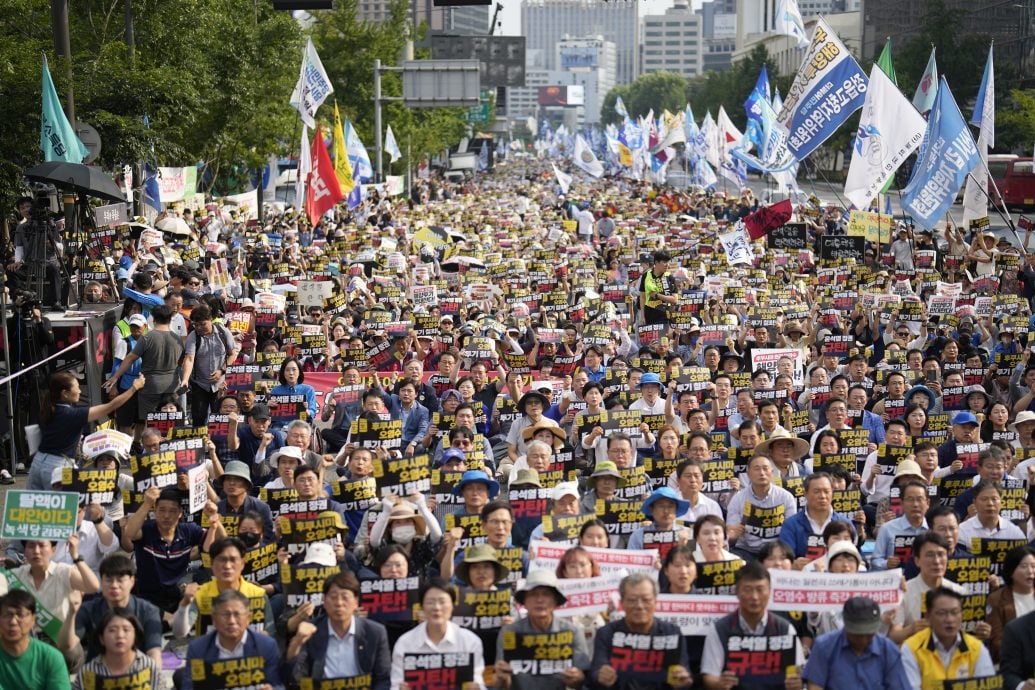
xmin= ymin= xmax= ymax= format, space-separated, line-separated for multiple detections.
xmin=412 ymin=285 xmax=437 ymax=307
xmin=81 ymin=430 xmax=133 ymax=461
xmin=750 ymin=348 xmax=805 ymax=387
xmin=529 ymin=540 xmax=657 ymax=580
xmin=187 ymin=466 xmax=208 ymax=515
xmin=612 ymin=594 xmax=739 ymax=635
xmin=719 ymin=226 xmax=753 ymax=266
xmin=927 ymin=294 xmax=955 ymax=316
xmin=767 ymin=568 xmax=903 ymax=612
xmin=297 ymin=280 xmax=334 ymax=308
xmin=541 ymin=575 xmax=621 ymax=618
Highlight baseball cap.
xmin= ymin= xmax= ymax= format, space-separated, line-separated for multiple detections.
xmin=248 ymin=403 xmax=271 ymax=420
xmin=842 ymin=596 xmax=881 ymax=635
xmin=127 ymin=314 xmax=147 ymax=328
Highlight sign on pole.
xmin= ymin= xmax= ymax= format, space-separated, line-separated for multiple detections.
xmin=2 ymin=490 xmax=79 ymax=542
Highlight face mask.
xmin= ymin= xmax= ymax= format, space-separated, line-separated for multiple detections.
xmin=392 ymin=525 xmax=417 ymax=545
xmin=239 ymin=532 xmax=261 ymax=548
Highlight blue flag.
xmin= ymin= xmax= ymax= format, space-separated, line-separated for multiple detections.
xmin=40 ymin=54 xmax=88 ymax=163
xmin=346 ymin=166 xmax=363 ymax=210
xmin=902 ymin=77 xmax=980 ymax=230
xmin=744 ymin=65 xmax=771 ymax=152
xmin=477 ymin=141 xmax=489 ymax=172
xmin=142 ymin=164 xmax=162 ymax=212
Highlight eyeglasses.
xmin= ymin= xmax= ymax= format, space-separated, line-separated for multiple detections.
xmin=215 ymin=610 xmax=249 ymax=620
xmin=485 ymin=518 xmax=512 ymax=527
xmin=0 ymin=610 xmax=32 ymax=622
xmin=930 ymin=608 xmax=962 ymax=618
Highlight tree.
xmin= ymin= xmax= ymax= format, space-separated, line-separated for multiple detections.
xmin=600 ymin=72 xmax=687 ymax=125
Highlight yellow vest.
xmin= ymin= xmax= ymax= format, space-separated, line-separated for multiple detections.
xmin=194 ymin=578 xmax=268 ymax=636
xmin=644 ymin=270 xmax=666 ymax=309
xmin=904 ymin=628 xmax=985 ymax=690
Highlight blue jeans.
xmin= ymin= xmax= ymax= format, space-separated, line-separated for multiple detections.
xmin=27 ymin=452 xmax=73 ymax=491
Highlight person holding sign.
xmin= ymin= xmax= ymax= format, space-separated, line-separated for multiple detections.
xmin=390 ymin=577 xmax=486 ymax=690
xmin=182 ymin=589 xmax=284 ymax=690
xmin=887 ymin=532 xmax=970 ymax=645
xmin=870 ymin=480 xmax=929 ymax=571
xmin=700 ymin=561 xmax=804 ymax=690
xmin=900 ymin=587 xmax=995 ymax=690
xmin=725 ymin=454 xmax=798 ymax=560
xmin=986 ymin=545 xmax=1035 ymax=663
xmin=494 ymin=570 xmax=590 ymax=690
xmin=72 ymin=609 xmax=162 ymax=690
xmin=287 ymin=571 xmax=392 ymax=689
xmin=957 ymin=479 xmax=1026 ymax=545
xmin=801 ymin=596 xmax=911 ymax=690
xmin=778 ymin=473 xmax=860 ymax=567
xmin=590 ymin=572 xmax=691 ymax=689
xmin=639 ymin=250 xmax=677 ymax=327
xmin=627 ymin=487 xmax=691 ymax=552
xmin=33 ymin=371 xmax=145 ymax=491
xmin=0 ymin=590 xmax=71 ymax=690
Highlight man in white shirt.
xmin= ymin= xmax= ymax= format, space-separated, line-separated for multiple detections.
xmin=957 ymin=480 xmax=1026 ymax=545
xmin=630 ymin=372 xmax=666 ymax=415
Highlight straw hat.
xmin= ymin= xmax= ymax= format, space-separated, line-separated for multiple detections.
xmin=456 ymin=543 xmax=510 ymax=585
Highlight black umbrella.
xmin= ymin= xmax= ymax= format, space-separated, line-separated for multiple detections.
xmin=23 ymin=162 xmax=125 ymax=203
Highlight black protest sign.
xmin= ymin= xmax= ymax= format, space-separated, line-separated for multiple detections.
xmin=501 ymin=628 xmax=576 ymax=675
xmin=159 ymin=437 xmax=205 ymax=471
xmin=819 ymin=235 xmax=865 ymax=260
xmin=145 ymin=411 xmax=183 ymax=437
xmin=60 ymin=467 xmax=118 ymax=505
xmin=189 ymin=656 xmax=267 ymax=690
xmin=278 ymin=513 xmax=344 ymax=556
xmin=80 ymin=667 xmax=154 ymax=690
xmin=281 ymin=562 xmax=341 ymax=608
xmin=224 ymin=365 xmax=261 ymax=393
xmin=725 ymin=633 xmax=798 ymax=684
xmin=768 ymin=224 xmax=808 ymax=250
xmin=351 ymin=417 xmax=403 ymax=451
xmin=331 ymin=477 xmax=378 ymax=512
xmin=444 ymin=512 xmax=487 ymax=549
xmin=453 ymin=587 xmax=512 ymax=631
xmin=257 ymin=487 xmax=327 ymax=521
xmin=126 ymin=450 xmax=177 ymax=511
xmin=402 ymin=653 xmax=474 ymax=690
xmin=372 ymin=453 xmax=430 ymax=496
xmin=595 ymin=499 xmax=645 ymax=536
xmin=359 ymin=576 xmax=420 ymax=622
xmin=608 ymin=630 xmax=683 ymax=684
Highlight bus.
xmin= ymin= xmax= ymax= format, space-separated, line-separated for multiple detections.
xmin=987 ymin=154 xmax=1035 ymax=209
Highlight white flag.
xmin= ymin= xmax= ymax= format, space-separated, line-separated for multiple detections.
xmin=552 ymin=163 xmax=572 ymax=194
xmin=385 ymin=125 xmax=402 ymax=163
xmin=573 ymin=135 xmax=604 ymax=178
xmin=775 ymin=0 xmax=809 ymax=48
xmin=290 ymin=39 xmax=334 ymax=129
xmin=963 ymin=46 xmax=994 ymax=224
xmin=913 ymin=49 xmax=938 ymax=116
xmin=719 ymin=224 xmax=754 ymax=265
xmin=844 ymin=66 xmax=926 ymax=210
xmin=294 ymin=124 xmax=311 ymax=211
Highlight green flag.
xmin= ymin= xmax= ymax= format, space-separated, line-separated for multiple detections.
xmin=875 ymin=38 xmax=897 ymax=195
xmin=40 ymin=53 xmax=87 ymax=163
xmin=876 ymin=38 xmax=897 ymax=86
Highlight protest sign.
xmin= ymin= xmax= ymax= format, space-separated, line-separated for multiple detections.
xmin=767 ymin=568 xmax=903 ymax=611
xmin=1 ymin=491 xmax=79 ymax=542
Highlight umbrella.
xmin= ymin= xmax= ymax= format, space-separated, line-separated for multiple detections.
xmin=23 ymin=162 xmax=125 ymax=203
xmin=155 ymin=216 xmax=191 ymax=237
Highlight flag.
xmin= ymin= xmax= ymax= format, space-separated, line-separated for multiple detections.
xmin=40 ymin=54 xmax=88 ymax=163
xmin=552 ymin=163 xmax=572 ymax=194
xmin=385 ymin=125 xmax=402 ymax=163
xmin=743 ymin=199 xmax=793 ymax=240
xmin=719 ymin=158 xmax=748 ymax=189
xmin=573 ymin=134 xmax=604 ymax=178
xmin=142 ymin=164 xmax=161 ymax=212
xmin=305 ymin=125 xmax=344 ymax=225
xmin=701 ymin=110 xmax=719 ymax=168
xmin=778 ymin=18 xmax=868 ymax=160
xmin=295 ymin=124 xmax=311 ymax=212
xmin=902 ymin=77 xmax=980 ymax=230
xmin=963 ymin=44 xmax=995 ymax=223
xmin=615 ymin=95 xmax=629 ymax=119
xmin=332 ymin=103 xmax=355 ymax=194
xmin=772 ymin=87 xmax=783 ymax=116
xmin=913 ymin=48 xmax=938 ymax=116
xmin=693 ymin=158 xmax=718 ymax=189
xmin=775 ymin=0 xmax=809 ymax=48
xmin=876 ymin=37 xmax=897 ymax=85
xmin=290 ymin=39 xmax=333 ymax=129
xmin=844 ymin=65 xmax=926 ymax=210
xmin=744 ymin=65 xmax=771 ymax=151
xmin=347 ymin=167 xmax=363 ymax=210
xmin=731 ymin=96 xmax=797 ymax=173
xmin=971 ymin=44 xmax=995 ymax=147
xmin=344 ymin=118 xmax=373 ymax=182
xmin=477 ymin=140 xmax=489 ymax=172
xmin=719 ymin=224 xmax=754 ymax=265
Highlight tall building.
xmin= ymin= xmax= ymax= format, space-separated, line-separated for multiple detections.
xmin=697 ymin=0 xmax=737 ymax=72
xmin=641 ymin=0 xmax=704 ymax=78
xmin=522 ymin=0 xmax=639 ymax=85
xmin=733 ymin=12 xmax=862 ymax=75
xmin=505 ymin=37 xmax=615 ymax=124
xmin=736 ymin=0 xmax=859 ymax=51
xmin=861 ymin=0 xmax=1034 ymax=72
xmin=355 ymin=0 xmax=487 ymax=34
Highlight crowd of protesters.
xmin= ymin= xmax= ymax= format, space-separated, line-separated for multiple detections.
xmin=5 ymin=156 xmax=1035 ymax=689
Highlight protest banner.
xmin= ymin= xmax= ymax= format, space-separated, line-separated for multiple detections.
xmin=550 ymin=575 xmax=621 ymax=618
xmin=402 ymin=653 xmax=475 ymax=690
xmin=160 ymin=437 xmax=205 ymax=471
xmin=59 ymin=467 xmax=117 ymax=505
xmin=725 ymin=633 xmax=799 ymax=685
xmin=81 ymin=667 xmax=154 ymax=690
xmin=372 ymin=453 xmax=431 ymax=496
xmin=1 ymin=490 xmax=79 ymax=541
xmin=258 ymin=487 xmax=328 ymax=521
xmin=281 ymin=562 xmax=341 ymax=608
xmin=351 ymin=417 xmax=403 ymax=451
xmin=452 ymin=587 xmax=512 ymax=630
xmin=608 ymin=629 xmax=683 ymax=684
xmin=444 ymin=512 xmax=487 ymax=550
xmin=694 ymin=560 xmax=746 ymax=595
xmin=767 ymin=568 xmax=903 ymax=611
xmin=126 ymin=450 xmax=177 ymax=511
xmin=529 ymin=540 xmax=656 ymax=579
xmin=298 ymin=677 xmax=373 ymax=690
xmin=331 ymin=476 xmax=378 ymax=512
xmin=145 ymin=410 xmax=183 ymax=436
xmin=278 ymin=512 xmax=345 ymax=556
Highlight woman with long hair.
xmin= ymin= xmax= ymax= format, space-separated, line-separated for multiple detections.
xmin=32 ymin=371 xmax=144 ymax=490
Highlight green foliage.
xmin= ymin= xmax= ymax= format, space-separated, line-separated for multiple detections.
xmin=0 ymin=0 xmax=470 ymax=208
xmin=685 ymin=46 xmax=793 ymax=127
xmin=998 ymin=89 xmax=1035 ymax=154
xmin=600 ymin=72 xmax=688 ymax=125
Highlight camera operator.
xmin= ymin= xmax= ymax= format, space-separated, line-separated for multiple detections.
xmin=8 ymin=293 xmax=54 ymax=368
xmin=10 ymin=196 xmax=64 ymax=309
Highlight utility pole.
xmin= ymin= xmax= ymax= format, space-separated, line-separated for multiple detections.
xmin=51 ymin=0 xmax=75 ymax=124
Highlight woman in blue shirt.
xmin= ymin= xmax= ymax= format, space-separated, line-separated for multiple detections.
xmin=269 ymin=357 xmax=317 ymax=427
xmin=32 ymin=371 xmax=144 ymax=490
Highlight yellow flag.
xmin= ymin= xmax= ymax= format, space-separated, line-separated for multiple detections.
xmin=332 ymin=102 xmax=355 ymax=194
xmin=618 ymin=143 xmax=632 ymax=167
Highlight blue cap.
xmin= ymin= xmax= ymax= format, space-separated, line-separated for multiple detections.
xmin=437 ymin=447 xmax=466 ymax=468
xmin=116 ymin=267 xmax=130 ymax=281
xmin=952 ymin=411 xmax=979 ymax=426
xmin=452 ymin=470 xmax=500 ymax=498
xmin=641 ymin=486 xmax=690 ymax=520
xmin=639 ymin=372 xmax=662 ymax=388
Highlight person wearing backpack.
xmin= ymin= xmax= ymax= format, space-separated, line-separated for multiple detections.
xmin=178 ymin=303 xmax=240 ymax=427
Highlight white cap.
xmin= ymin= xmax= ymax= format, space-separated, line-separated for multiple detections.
xmin=127 ymin=314 xmax=147 ymax=328
xmin=304 ymin=542 xmax=337 ymax=567
xmin=269 ymin=445 xmax=304 ymax=468
xmin=551 ymin=481 xmax=580 ymax=502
